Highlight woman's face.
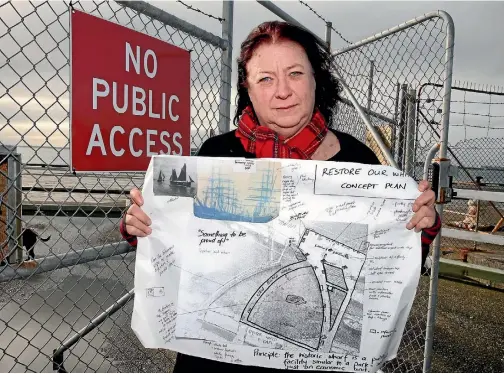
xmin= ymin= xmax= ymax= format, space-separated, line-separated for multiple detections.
xmin=245 ymin=39 xmax=316 ymax=138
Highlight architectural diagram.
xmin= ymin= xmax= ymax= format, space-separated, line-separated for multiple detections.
xmin=176 ymin=218 xmax=367 ymax=355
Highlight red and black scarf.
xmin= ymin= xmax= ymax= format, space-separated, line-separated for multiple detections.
xmin=235 ymin=106 xmax=328 ymax=159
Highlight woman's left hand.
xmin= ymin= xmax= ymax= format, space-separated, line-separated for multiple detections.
xmin=406 ymin=180 xmax=437 ymax=232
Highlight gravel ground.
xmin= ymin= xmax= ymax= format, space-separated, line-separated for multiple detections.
xmin=431 ymin=277 xmax=504 ymax=373
xmin=1 ymin=216 xmax=503 ymax=373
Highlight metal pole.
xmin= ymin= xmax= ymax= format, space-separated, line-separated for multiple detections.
xmin=423 ymin=10 xmax=455 ymax=373
xmin=367 ymin=60 xmax=374 ymax=111
xmin=390 ymin=82 xmax=400 ymax=160
xmin=423 ymin=143 xmax=440 ymax=181
xmin=437 ymin=14 xmax=455 ymax=162
xmin=0 ymin=241 xmax=135 ymax=282
xmin=474 ymin=178 xmax=481 ymax=250
xmin=115 ymin=1 xmax=227 ymax=49
xmin=325 ymin=21 xmax=332 ymax=49
xmin=218 ymin=0 xmax=234 ymax=134
xmin=53 ymin=288 xmax=135 ymax=373
xmin=396 ymin=84 xmax=408 ymax=170
xmin=404 ymin=88 xmax=417 ymax=176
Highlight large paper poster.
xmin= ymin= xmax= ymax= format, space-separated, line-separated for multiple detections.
xmin=131 ymin=155 xmax=423 ymax=372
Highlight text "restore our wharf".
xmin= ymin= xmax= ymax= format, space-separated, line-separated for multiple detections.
xmin=314 ymin=164 xmax=418 ymax=200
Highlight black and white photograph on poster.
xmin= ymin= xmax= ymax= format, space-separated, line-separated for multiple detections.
xmin=152 ymin=156 xmax=197 ymax=197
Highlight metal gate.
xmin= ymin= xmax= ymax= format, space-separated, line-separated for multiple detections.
xmin=330 ymin=11 xmax=455 ymax=373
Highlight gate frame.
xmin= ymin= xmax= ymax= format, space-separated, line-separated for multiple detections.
xmin=328 ymin=11 xmax=455 ymax=373
xmin=254 ymin=3 xmax=455 ymax=372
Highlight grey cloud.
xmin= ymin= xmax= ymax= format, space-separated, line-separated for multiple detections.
xmin=2 ymin=0 xmax=503 ymax=157
xmin=163 ymin=1 xmax=504 ymax=145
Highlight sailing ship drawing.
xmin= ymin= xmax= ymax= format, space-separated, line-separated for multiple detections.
xmin=193 ymin=164 xmax=281 ymax=223
xmin=169 ymin=163 xmax=195 ymax=188
xmin=156 ymin=163 xmax=195 ymax=187
xmin=153 ymin=158 xmax=197 ymax=197
xmin=157 ymin=170 xmax=166 ymax=182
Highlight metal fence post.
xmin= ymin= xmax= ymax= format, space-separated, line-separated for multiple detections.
xmin=325 ymin=21 xmax=332 ymax=49
xmin=367 ymin=60 xmax=375 ymax=111
xmin=395 ymin=84 xmax=408 ymax=169
xmin=390 ymin=83 xmax=400 ymax=161
xmin=422 ymin=10 xmax=455 ymax=373
xmin=404 ymin=88 xmax=417 ymax=177
xmin=218 ymin=0 xmax=234 ymax=134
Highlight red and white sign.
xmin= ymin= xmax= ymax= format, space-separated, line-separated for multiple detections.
xmin=70 ymin=9 xmax=191 ymax=172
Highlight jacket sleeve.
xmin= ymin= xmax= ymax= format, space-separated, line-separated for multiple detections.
xmin=421 ymin=210 xmax=442 ymax=246
xmin=120 ymin=214 xmax=138 ymax=248
xmin=420 ymin=210 xmax=442 ymax=272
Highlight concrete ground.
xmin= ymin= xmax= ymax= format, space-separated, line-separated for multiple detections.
xmin=0 ymin=216 xmax=503 ymax=373
xmin=0 ymin=216 xmax=176 ymax=373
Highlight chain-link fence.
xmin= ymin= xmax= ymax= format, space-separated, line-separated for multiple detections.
xmin=0 ymin=0 xmax=229 ymax=371
xmin=332 ymin=13 xmax=453 ymax=177
xmin=417 ymin=82 xmax=504 ymax=269
xmin=330 ymin=11 xmax=455 ymax=373
xmin=1 ymin=0 xmax=458 ymax=372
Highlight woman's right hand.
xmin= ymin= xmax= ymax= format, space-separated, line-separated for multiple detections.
xmin=124 ymin=187 xmax=152 ymax=237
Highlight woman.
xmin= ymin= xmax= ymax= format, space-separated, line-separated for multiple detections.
xmin=120 ymin=21 xmax=441 ymax=373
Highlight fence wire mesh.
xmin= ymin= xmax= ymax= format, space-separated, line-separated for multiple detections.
xmin=332 ymin=14 xmax=450 ymax=177
xmin=417 ymin=82 xmax=504 ymax=274
xmin=0 ymin=0 xmax=226 ymax=371
xmin=330 ymin=13 xmax=454 ymax=373
xmin=0 ymin=0 xmax=460 ymax=372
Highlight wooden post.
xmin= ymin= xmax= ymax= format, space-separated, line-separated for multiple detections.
xmin=491 ymin=217 xmax=504 ymax=234
xmin=0 ymin=146 xmax=22 ymax=265
xmin=0 ymin=157 xmax=9 ymax=264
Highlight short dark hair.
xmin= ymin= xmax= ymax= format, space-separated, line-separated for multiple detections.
xmin=234 ymin=20 xmax=342 ymax=127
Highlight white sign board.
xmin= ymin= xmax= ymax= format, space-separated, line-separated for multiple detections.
xmin=131 ymin=155 xmax=422 ymax=372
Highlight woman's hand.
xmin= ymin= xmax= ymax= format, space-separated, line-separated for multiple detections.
xmin=124 ymin=187 xmax=152 ymax=237
xmin=407 ymin=180 xmax=436 ymax=232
